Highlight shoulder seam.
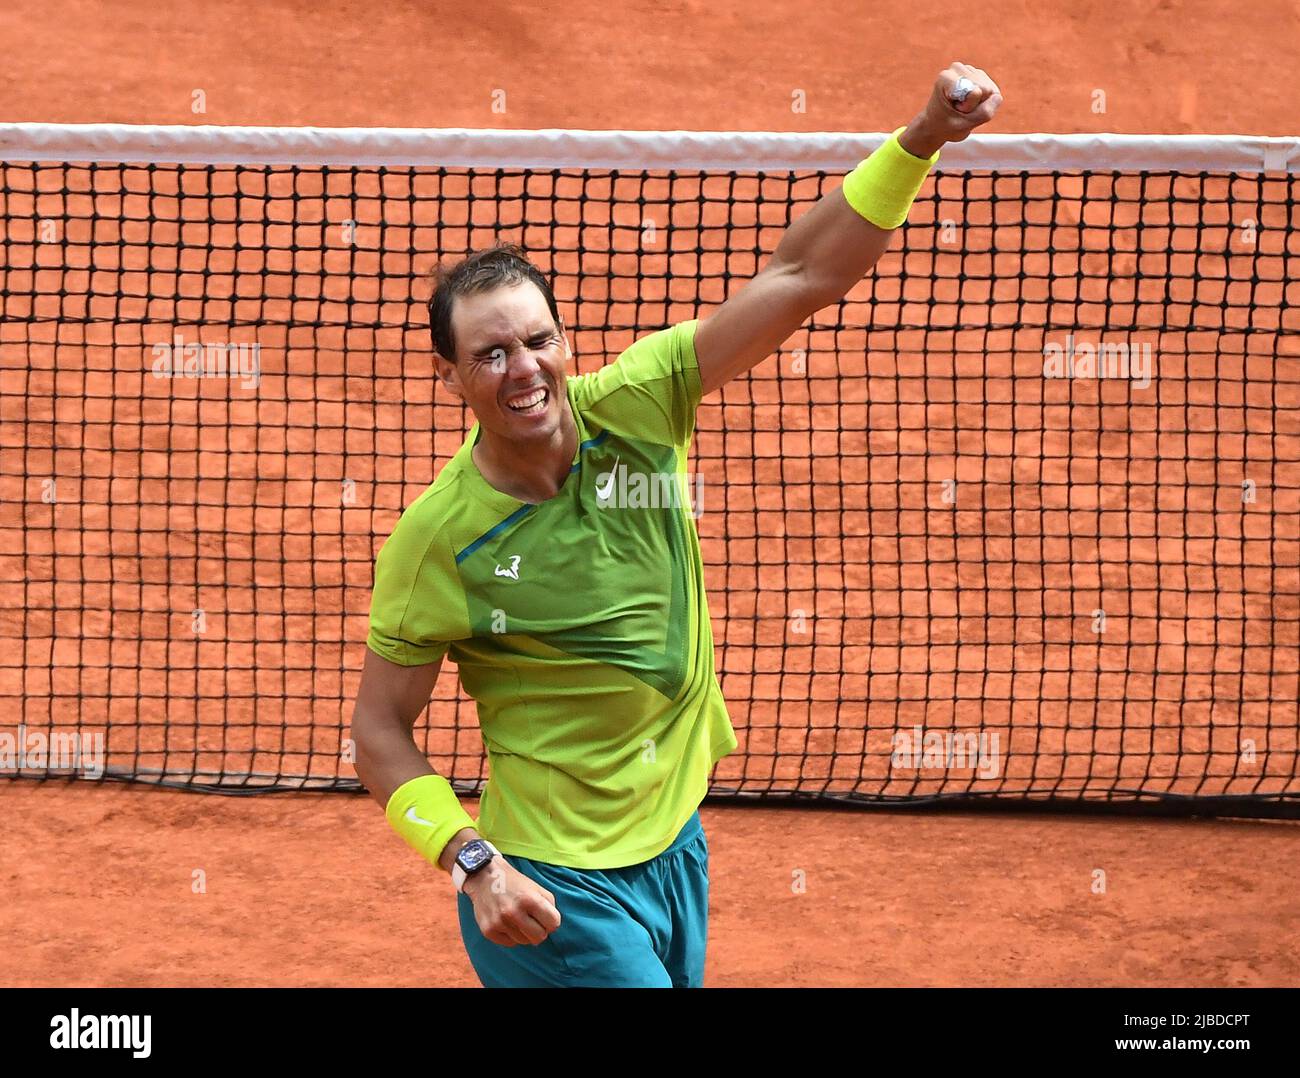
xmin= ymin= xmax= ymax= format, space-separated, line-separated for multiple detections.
xmin=581 ymin=321 xmax=700 ymax=400
xmin=388 ymin=470 xmax=466 ymax=657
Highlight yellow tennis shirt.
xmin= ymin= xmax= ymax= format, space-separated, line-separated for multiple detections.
xmin=367 ymin=320 xmax=737 ymax=869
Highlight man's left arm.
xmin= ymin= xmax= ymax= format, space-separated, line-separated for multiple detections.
xmin=694 ymin=62 xmax=1003 ymax=397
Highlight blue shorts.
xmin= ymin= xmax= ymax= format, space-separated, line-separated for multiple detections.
xmin=456 ymin=810 xmax=710 ymax=988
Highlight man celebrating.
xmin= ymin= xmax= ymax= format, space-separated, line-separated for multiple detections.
xmin=351 ymin=63 xmax=1002 ymax=988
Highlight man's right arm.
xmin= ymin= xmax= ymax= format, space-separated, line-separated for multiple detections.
xmin=350 ymin=646 xmax=477 ymax=872
xmin=349 ymin=646 xmax=562 ymax=945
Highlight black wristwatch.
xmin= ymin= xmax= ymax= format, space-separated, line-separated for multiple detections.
xmin=451 ymin=839 xmax=500 ymax=893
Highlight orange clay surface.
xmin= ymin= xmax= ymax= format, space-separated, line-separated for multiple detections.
xmin=1 ymin=0 xmax=1297 ymax=987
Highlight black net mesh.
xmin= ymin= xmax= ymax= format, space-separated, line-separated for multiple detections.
xmin=1 ymin=159 xmax=1296 ymax=815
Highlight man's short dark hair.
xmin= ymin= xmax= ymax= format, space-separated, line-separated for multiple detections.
xmin=427 ymin=244 xmax=562 ymax=362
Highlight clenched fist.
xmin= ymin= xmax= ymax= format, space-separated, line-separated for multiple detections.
xmin=463 ymin=855 xmax=562 ymax=947
xmin=899 ymin=62 xmax=1004 ymax=159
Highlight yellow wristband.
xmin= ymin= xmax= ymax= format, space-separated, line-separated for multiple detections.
xmin=840 ymin=126 xmax=940 ymax=230
xmin=385 ymin=773 xmax=478 ymax=872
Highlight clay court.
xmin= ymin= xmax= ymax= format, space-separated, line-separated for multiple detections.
xmin=1 ymin=1 xmax=1297 ymax=988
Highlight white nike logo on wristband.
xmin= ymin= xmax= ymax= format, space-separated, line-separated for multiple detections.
xmin=405 ymin=807 xmax=436 ymax=827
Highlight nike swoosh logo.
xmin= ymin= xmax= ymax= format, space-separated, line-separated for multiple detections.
xmin=595 ymin=457 xmax=620 ymax=501
xmin=404 ymin=807 xmax=436 ymax=828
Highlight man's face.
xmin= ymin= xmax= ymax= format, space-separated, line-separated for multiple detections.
xmin=436 ymin=281 xmax=571 ymax=442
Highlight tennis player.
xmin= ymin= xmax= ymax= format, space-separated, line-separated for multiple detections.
xmin=351 ymin=63 xmax=1002 ymax=988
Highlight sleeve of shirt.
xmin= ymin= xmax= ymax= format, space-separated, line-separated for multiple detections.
xmin=366 ymin=507 xmax=465 ymax=667
xmin=578 ymin=319 xmax=703 ymax=448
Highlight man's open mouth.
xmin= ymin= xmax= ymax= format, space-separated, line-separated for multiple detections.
xmin=505 ymin=386 xmax=549 ymax=415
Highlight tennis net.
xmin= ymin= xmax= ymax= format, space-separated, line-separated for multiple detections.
xmin=1 ymin=125 xmax=1296 ymax=816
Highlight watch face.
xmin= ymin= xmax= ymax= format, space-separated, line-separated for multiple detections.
xmin=458 ymin=842 xmax=490 ymax=872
